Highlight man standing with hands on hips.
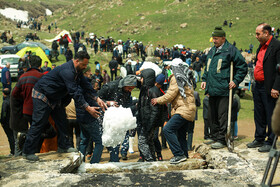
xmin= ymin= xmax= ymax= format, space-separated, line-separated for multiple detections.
xmin=201 ymin=26 xmax=247 ymax=149
xmin=247 ymin=23 xmax=280 ymax=152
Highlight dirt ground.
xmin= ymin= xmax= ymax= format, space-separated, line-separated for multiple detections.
xmin=0 ymin=119 xmax=256 ymax=161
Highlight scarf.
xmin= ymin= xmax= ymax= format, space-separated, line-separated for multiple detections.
xmin=171 ymin=62 xmax=194 ymax=98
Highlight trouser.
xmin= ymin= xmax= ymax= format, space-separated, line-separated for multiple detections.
xmin=94 ymin=46 xmax=98 ymax=54
xmin=68 ymin=119 xmax=80 ymax=150
xmin=163 ymin=114 xmax=189 ymax=158
xmin=79 ymin=120 xmax=103 ymax=164
xmin=60 ymin=46 xmax=65 ymax=54
xmin=187 ymin=121 xmax=195 ymax=150
xmin=2 ymin=83 xmax=11 ymax=91
xmin=123 ymin=50 xmax=128 ymax=58
xmin=138 ymin=125 xmax=156 ymax=161
xmin=253 ymin=82 xmax=276 ymax=145
xmin=120 ymin=131 xmax=129 ymax=156
xmin=203 ymin=118 xmax=211 ymax=139
xmin=2 ymin=123 xmax=15 ymax=155
xmin=110 ymin=70 xmax=117 ymax=81
xmin=153 ymin=127 xmax=162 ymax=156
xmin=107 ymin=145 xmax=120 ymax=162
xmin=208 ymin=96 xmax=229 ymax=144
xmin=23 ymin=98 xmax=71 ymax=154
xmin=196 ymin=71 xmax=201 ymax=82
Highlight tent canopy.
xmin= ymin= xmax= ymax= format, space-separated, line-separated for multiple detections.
xmin=16 ymin=47 xmax=52 ymax=68
xmin=45 ymin=30 xmax=73 ymax=43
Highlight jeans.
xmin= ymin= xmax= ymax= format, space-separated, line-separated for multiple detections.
xmin=163 ymin=114 xmax=190 ymax=158
xmin=60 ymin=46 xmax=65 ymax=54
xmin=196 ymin=71 xmax=201 ymax=82
xmin=107 ymin=145 xmax=120 ymax=162
xmin=187 ymin=121 xmax=195 ymax=150
xmin=23 ymin=98 xmax=71 ymax=154
xmin=120 ymin=131 xmax=129 ymax=156
xmin=253 ymin=82 xmax=276 ymax=145
xmin=79 ymin=120 xmax=103 ymax=163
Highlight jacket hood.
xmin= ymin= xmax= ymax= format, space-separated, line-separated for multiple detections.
xmin=141 ymin=69 xmax=155 ymax=88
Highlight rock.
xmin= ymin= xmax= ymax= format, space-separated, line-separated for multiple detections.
xmin=140 ymin=16 xmax=145 ymax=20
xmin=180 ymin=23 xmax=188 ymax=28
xmin=236 ymin=17 xmax=240 ymax=20
xmin=0 ymin=152 xmax=83 ymax=186
xmin=82 ymin=159 xmax=205 ymax=174
xmin=155 ymin=27 xmax=161 ymax=30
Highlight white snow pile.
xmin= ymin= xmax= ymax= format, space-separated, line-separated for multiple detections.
xmin=0 ymin=8 xmax=29 ymax=22
xmin=46 ymin=9 xmax=52 ymax=16
xmin=102 ymin=106 xmax=137 ymax=148
xmin=140 ymin=61 xmax=162 ymax=76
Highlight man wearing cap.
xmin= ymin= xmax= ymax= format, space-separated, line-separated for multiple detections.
xmin=98 ymin=74 xmax=138 ymax=162
xmin=201 ymin=26 xmax=247 ymax=149
xmin=247 ymin=23 xmax=280 ymax=152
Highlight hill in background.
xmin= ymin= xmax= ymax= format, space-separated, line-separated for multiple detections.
xmin=1 ymin=0 xmax=280 ymax=51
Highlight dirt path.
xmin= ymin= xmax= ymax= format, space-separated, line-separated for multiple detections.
xmin=0 ymin=118 xmax=255 ymax=161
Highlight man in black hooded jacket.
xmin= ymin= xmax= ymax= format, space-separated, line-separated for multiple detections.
xmin=137 ymin=69 xmax=165 ymax=162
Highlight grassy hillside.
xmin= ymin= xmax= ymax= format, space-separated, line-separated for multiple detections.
xmin=41 ymin=0 xmax=280 ymax=51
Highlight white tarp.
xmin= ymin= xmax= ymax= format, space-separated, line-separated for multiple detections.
xmin=45 ymin=30 xmax=73 ymax=43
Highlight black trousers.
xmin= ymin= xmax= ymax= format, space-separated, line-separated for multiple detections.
xmin=253 ymin=82 xmax=276 ymax=145
xmin=208 ymin=96 xmax=229 ymax=144
xmin=110 ymin=70 xmax=117 ymax=81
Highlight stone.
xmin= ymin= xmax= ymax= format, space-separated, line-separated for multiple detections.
xmin=180 ymin=23 xmax=188 ymax=28
xmin=140 ymin=16 xmax=145 ymax=20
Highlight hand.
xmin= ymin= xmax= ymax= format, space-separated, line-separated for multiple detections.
xmin=97 ymin=97 xmax=107 ymax=111
xmin=106 ymin=101 xmax=119 ymax=107
xmin=271 ymin=89 xmax=279 ymax=99
xmin=86 ymin=106 xmax=101 ymax=118
xmin=229 ymin=81 xmax=236 ymax=89
xmin=151 ymin=98 xmax=157 ymax=106
xmin=201 ymin=82 xmax=206 ymax=90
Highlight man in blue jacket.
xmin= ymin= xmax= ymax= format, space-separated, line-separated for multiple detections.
xmin=23 ymin=51 xmax=106 ymax=161
xmin=1 ymin=63 xmax=11 ymax=91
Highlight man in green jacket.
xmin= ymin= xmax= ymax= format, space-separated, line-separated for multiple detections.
xmin=201 ymin=26 xmax=247 ymax=149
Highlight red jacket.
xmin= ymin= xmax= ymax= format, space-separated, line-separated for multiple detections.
xmin=12 ymin=68 xmax=44 ymax=115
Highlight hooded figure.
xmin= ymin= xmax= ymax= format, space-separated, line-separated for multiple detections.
xmin=137 ymin=68 xmax=159 ymax=162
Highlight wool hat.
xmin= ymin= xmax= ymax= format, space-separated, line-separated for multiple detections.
xmin=156 ymin=74 xmax=165 ymax=85
xmin=83 ymin=66 xmax=91 ymax=74
xmin=118 ymin=75 xmax=137 ymax=88
xmin=212 ymin=26 xmax=226 ymax=37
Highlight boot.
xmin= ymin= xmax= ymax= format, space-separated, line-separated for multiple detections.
xmin=128 ymin=137 xmax=134 ymax=154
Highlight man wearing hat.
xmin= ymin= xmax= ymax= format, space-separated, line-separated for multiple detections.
xmin=98 ymin=74 xmax=138 ymax=162
xmin=201 ymin=26 xmax=247 ymax=149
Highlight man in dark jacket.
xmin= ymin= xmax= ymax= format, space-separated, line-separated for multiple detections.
xmin=109 ymin=56 xmax=118 ymax=81
xmin=137 ymin=69 xmax=162 ymax=162
xmin=193 ymin=57 xmax=203 ymax=82
xmin=247 ymin=23 xmax=280 ymax=152
xmin=65 ymin=47 xmax=73 ymax=62
xmin=1 ymin=88 xmax=15 ymax=156
xmin=1 ymin=63 xmax=11 ymax=91
xmin=22 ymin=51 xmax=106 ymax=161
xmin=201 ymin=26 xmax=247 ymax=149
xmin=98 ymin=75 xmax=138 ymax=162
xmin=51 ymin=40 xmax=59 ymax=61
xmin=11 ymin=55 xmax=44 ymax=156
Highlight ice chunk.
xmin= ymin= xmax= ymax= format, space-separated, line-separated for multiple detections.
xmin=102 ymin=106 xmax=137 ymax=147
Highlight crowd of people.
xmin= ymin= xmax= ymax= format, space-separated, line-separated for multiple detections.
xmin=0 ymin=23 xmax=280 ymax=166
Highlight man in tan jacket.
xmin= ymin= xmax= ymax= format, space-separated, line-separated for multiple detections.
xmin=151 ymin=58 xmax=196 ymax=164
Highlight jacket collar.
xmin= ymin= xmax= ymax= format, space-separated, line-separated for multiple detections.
xmin=263 ymin=37 xmax=274 ymax=63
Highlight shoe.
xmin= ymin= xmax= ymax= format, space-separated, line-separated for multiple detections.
xmin=121 ymin=154 xmax=128 ymax=160
xmin=158 ymin=156 xmax=163 ymax=161
xmin=211 ymin=142 xmax=226 ymax=149
xmin=258 ymin=145 xmax=272 ymax=152
xmin=170 ymin=155 xmax=187 ymax=164
xmin=57 ymin=147 xmax=78 ymax=153
xmin=24 ymin=154 xmax=39 ymax=161
xmin=247 ymin=140 xmax=264 ymax=148
xmin=204 ymin=139 xmax=215 ymax=145
xmin=234 ymin=136 xmax=238 ymax=140
xmin=137 ymin=156 xmax=144 ymax=162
